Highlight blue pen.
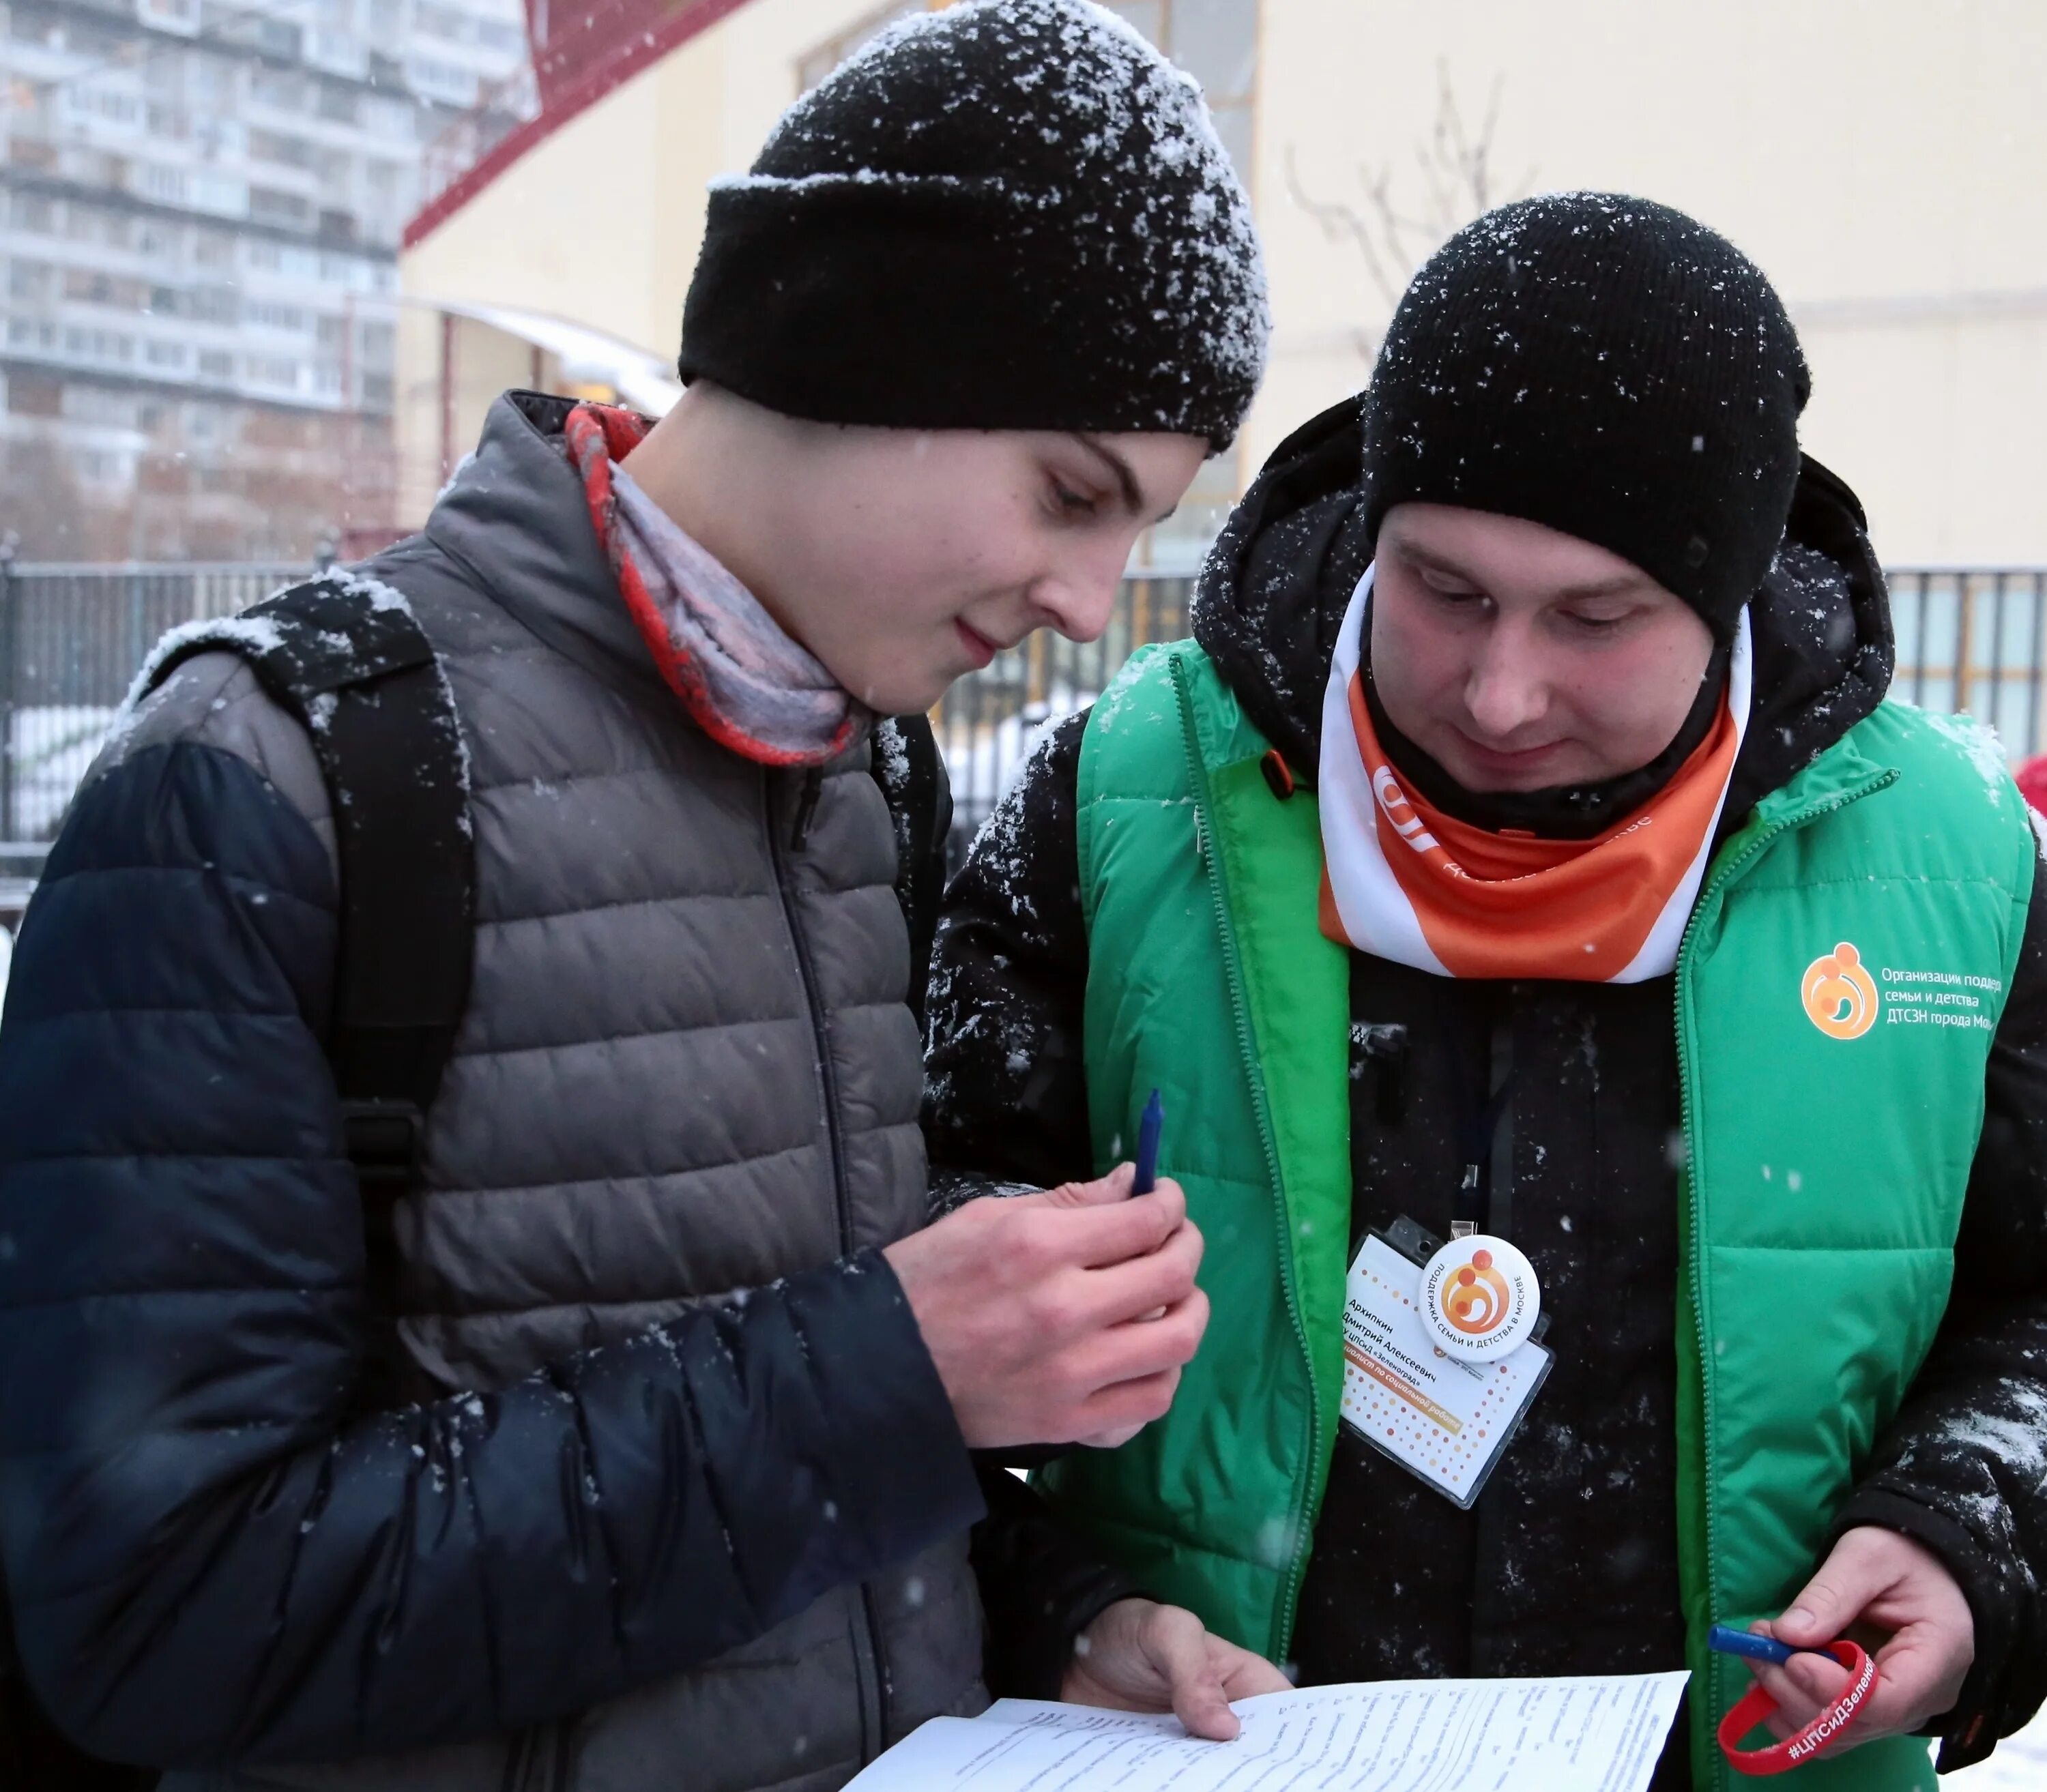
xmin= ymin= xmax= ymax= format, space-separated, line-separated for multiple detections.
xmin=1707 ymin=1624 xmax=1832 ymax=1665
xmin=1132 ymin=1088 xmax=1164 ymax=1194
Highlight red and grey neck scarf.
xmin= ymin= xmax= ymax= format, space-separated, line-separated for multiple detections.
xmin=1318 ymin=566 xmax=1752 ymax=982
xmin=563 ymin=402 xmax=866 ymax=767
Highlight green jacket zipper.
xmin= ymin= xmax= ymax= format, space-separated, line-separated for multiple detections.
xmin=1171 ymin=656 xmax=1323 ymax=1661
xmin=1671 ymin=765 xmax=1894 ymax=1783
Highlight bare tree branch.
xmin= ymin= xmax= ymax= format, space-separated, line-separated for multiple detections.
xmin=1283 ymin=64 xmax=1535 ymax=366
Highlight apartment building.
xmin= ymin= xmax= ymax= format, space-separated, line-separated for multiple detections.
xmin=0 ymin=0 xmax=529 ymax=558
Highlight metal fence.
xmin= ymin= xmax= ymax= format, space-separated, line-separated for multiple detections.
xmin=0 ymin=559 xmax=313 ymax=860
xmin=1888 ymin=569 xmax=2047 ymax=759
xmin=933 ymin=569 xmax=1197 ymax=853
xmin=2 ymin=559 xmax=2045 ymax=880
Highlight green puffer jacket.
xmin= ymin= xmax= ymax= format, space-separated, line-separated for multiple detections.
xmin=1037 ymin=641 xmax=2032 ymax=1792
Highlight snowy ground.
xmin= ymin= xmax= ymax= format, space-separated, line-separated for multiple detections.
xmin=1947 ymin=1712 xmax=2047 ymax=1785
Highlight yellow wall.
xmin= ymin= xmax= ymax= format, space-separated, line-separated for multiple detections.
xmin=1250 ymin=0 xmax=2047 ymax=563
xmin=404 ymin=0 xmax=898 ymax=360
xmin=398 ymin=0 xmax=892 ymax=520
xmin=394 ymin=308 xmax=557 ymax=523
xmin=404 ymin=0 xmax=2047 ymax=561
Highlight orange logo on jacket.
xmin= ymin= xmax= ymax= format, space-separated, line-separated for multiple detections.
xmin=1802 ymin=942 xmax=1879 ymax=1040
xmin=1439 ymin=1248 xmax=1513 ymax=1339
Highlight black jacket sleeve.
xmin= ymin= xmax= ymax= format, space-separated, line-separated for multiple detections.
xmin=1835 ymin=849 xmax=2047 ymax=1772
xmin=874 ymin=712 xmax=953 ymax=1029
xmin=923 ymin=712 xmax=1096 ymax=1207
xmin=0 ymin=739 xmax=983 ymax=1769
xmin=970 ymin=1463 xmax=1143 ymax=1699
xmin=925 ymin=717 xmax=1152 ymax=1687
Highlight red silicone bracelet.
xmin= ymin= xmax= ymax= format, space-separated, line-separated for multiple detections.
xmin=1717 ymin=1640 xmax=1878 ymax=1776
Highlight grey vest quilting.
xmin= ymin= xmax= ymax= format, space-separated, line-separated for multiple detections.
xmin=137 ymin=394 xmax=983 ymax=1792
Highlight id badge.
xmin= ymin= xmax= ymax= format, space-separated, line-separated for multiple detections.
xmin=1338 ymin=1216 xmax=1552 ymax=1509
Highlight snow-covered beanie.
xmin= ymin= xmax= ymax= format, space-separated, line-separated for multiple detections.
xmin=1360 ymin=193 xmax=1810 ymax=639
xmin=677 ymin=0 xmax=1269 ymax=450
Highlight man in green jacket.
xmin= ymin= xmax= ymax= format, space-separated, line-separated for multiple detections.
xmin=925 ymin=194 xmax=2047 ymax=1789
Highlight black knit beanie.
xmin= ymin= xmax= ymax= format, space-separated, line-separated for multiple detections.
xmin=678 ymin=0 xmax=1268 ymax=449
xmin=1361 ymin=193 xmax=1810 ymax=637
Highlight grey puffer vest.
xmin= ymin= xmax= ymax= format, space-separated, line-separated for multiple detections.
xmin=153 ymin=392 xmax=983 ymax=1792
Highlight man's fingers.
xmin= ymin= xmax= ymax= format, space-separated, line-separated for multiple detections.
xmin=1748 ymin=1655 xmax=1848 ymax=1739
xmin=1141 ymin=1608 xmax=1239 ymax=1742
xmin=1078 ymin=1421 xmax=1147 ymax=1449
xmin=1752 ymin=1643 xmax=1940 ymax=1750
xmin=1774 ymin=1533 xmax=1893 ymax=1646
xmin=1072 ymin=1184 xmax=1189 ymax=1269
xmin=1019 ymin=1182 xmax=1190 ymax=1272
xmin=1860 ymin=1629 xmax=1972 ymax=1737
xmin=1039 ymin=1163 xmax=1135 ymax=1209
xmin=1066 ymin=1222 xmax=1204 ymax=1331
xmin=1062 ymin=1362 xmax=1185 ymax=1441
xmin=1067 ymin=1287 xmax=1210 ymax=1396
xmin=1217 ymin=1641 xmax=1294 ymax=1700
xmin=1855 ymin=1664 xmax=1935 ymax=1739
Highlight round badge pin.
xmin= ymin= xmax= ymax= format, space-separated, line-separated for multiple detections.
xmin=1419 ymin=1234 xmax=1541 ymax=1362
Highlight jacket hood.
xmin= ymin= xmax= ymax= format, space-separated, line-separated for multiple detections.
xmin=1190 ymin=395 xmax=1896 ymax=825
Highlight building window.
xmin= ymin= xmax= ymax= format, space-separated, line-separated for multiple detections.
xmin=249 ymin=128 xmax=317 ymax=168
xmin=796 ymin=1 xmax=921 ymax=92
xmin=137 ymin=163 xmax=189 ymax=205
xmin=189 ymin=286 xmax=239 ymax=323
xmin=318 ymin=81 xmax=361 ymax=123
xmin=66 ymin=87 xmax=144 ymax=128
xmin=1097 ymin=1 xmax=1257 ymax=181
xmin=190 ymin=171 xmax=249 ymax=217
xmin=197 ymin=349 xmax=233 ymax=379
xmin=249 ymin=68 xmax=308 ymax=110
xmin=407 ymin=56 xmax=479 ymax=104
xmin=250 ymin=187 xmax=313 ymax=227
xmin=137 ymin=0 xmax=200 ymax=30
xmin=145 ymin=339 xmax=188 ymax=368
xmin=62 ymin=328 xmax=134 ymax=363
xmin=246 ymin=299 xmax=308 ymax=331
xmin=413 ymin=2 xmax=467 ymax=40
xmin=794 ymin=1 xmax=1258 ymax=183
xmin=63 ymin=269 xmax=148 ymax=310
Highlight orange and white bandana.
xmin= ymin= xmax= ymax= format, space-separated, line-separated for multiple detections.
xmin=1317 ymin=568 xmax=1752 ymax=982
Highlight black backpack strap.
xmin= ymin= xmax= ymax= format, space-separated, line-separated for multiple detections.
xmin=870 ymin=714 xmax=952 ymax=1027
xmin=145 ymin=575 xmax=476 ymax=1198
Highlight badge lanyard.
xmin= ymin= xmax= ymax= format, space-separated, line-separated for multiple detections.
xmin=1339 ymin=1010 xmax=1550 ymax=1505
xmin=1447 ymin=1014 xmax=1515 ymax=1242
xmin=1419 ymin=1014 xmax=1541 ymax=1366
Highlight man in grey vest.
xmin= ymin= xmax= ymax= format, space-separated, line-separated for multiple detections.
xmin=0 ymin=3 xmax=1276 ymax=1786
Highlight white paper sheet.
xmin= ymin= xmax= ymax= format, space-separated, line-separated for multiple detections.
xmin=846 ymin=1671 xmax=1689 ymax=1792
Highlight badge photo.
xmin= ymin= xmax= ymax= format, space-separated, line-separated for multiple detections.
xmin=1419 ymin=1233 xmax=1541 ymax=1362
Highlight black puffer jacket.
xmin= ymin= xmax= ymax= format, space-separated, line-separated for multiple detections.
xmin=0 ymin=397 xmax=991 ymax=1788
xmin=925 ymin=398 xmax=2047 ymax=1781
